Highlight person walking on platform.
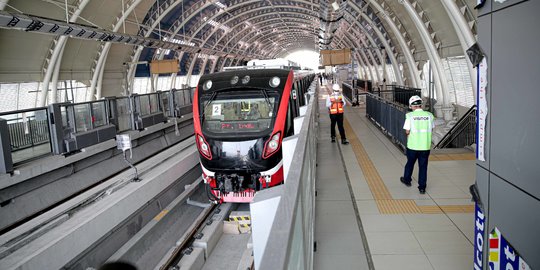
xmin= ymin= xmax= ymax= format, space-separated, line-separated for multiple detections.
xmin=400 ymin=96 xmax=434 ymax=194
xmin=326 ymin=84 xmax=349 ymax=145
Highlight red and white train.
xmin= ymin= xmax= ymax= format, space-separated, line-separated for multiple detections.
xmin=193 ymin=67 xmax=314 ymax=202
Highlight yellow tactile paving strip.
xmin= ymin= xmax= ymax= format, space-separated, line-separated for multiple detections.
xmin=430 ymin=153 xmax=476 ymax=161
xmin=342 ymin=118 xmax=474 ymax=215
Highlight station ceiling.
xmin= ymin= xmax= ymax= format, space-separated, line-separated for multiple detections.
xmin=0 ymin=0 xmax=477 ymax=95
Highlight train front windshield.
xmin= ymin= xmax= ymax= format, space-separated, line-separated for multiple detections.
xmin=202 ymin=91 xmax=277 ymax=135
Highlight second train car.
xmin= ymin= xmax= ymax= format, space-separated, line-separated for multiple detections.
xmin=193 ymin=68 xmax=315 ymax=203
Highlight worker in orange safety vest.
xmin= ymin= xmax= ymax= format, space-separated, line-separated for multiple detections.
xmin=326 ymin=84 xmax=349 ymax=145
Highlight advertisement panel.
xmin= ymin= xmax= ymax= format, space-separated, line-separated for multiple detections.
xmin=473 ymin=204 xmax=485 ymax=270
xmin=488 ymin=227 xmax=531 ymax=270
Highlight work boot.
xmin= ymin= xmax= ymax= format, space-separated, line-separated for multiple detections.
xmin=400 ymin=177 xmax=411 ymax=187
xmin=341 ymin=139 xmax=349 ymax=145
xmin=331 ymin=137 xmax=336 ymax=143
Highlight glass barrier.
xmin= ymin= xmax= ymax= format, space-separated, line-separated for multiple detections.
xmin=174 ymin=90 xmax=186 ymax=107
xmin=92 ymin=102 xmax=107 ymax=128
xmin=137 ymin=93 xmax=162 ymax=116
xmin=160 ymin=91 xmax=171 ymax=117
xmin=139 ymin=95 xmax=151 ymax=116
xmin=115 ymin=97 xmax=132 ymax=132
xmin=74 ymin=103 xmax=91 ymax=133
xmin=171 ymin=88 xmax=194 ymax=117
xmin=0 ymin=107 xmax=52 ymax=163
xmin=61 ymin=100 xmax=110 ymax=134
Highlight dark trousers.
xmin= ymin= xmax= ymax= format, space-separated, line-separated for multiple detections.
xmin=403 ymin=148 xmax=430 ymax=190
xmin=330 ymin=113 xmax=346 ymax=140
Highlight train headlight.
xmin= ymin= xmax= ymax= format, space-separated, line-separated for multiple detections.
xmin=231 ymin=76 xmax=239 ymax=85
xmin=269 ymin=76 xmax=280 ymax=88
xmin=263 ymin=132 xmax=281 ymax=159
xmin=242 ymin=75 xmax=250 ymax=84
xmin=203 ymin=80 xmax=213 ymax=91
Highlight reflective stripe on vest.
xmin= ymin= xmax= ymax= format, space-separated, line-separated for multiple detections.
xmin=406 ymin=110 xmax=433 ymax=151
xmin=330 ymin=96 xmax=344 ymax=114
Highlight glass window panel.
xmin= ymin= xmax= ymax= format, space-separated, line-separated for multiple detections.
xmin=161 ymin=93 xmax=170 ymax=116
xmin=60 ymin=106 xmax=68 ymax=129
xmin=175 ymin=90 xmax=185 ymax=106
xmin=116 ymin=98 xmax=131 ymax=132
xmin=92 ymin=102 xmax=107 ymax=127
xmin=149 ymin=94 xmax=159 ymax=113
xmin=19 ymin=83 xmax=39 ymax=110
xmin=0 ymin=83 xmax=18 ymax=112
xmin=74 ymin=103 xmax=92 ymax=132
xmin=139 ymin=95 xmax=150 ymax=116
xmin=202 ymin=93 xmax=276 ymax=134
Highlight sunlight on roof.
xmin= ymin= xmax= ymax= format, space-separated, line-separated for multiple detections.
xmin=284 ymin=50 xmax=320 ymax=71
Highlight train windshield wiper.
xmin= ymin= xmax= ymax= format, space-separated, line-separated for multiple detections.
xmin=260 ymin=90 xmax=273 ymax=113
xmin=201 ymin=92 xmax=218 ymax=121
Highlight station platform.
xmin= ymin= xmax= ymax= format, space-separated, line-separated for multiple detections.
xmin=315 ymin=85 xmax=476 ymax=270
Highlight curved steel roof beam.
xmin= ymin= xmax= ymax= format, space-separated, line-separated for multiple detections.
xmin=340 ymin=13 xmax=390 ymax=84
xmin=127 ymin=1 xmax=202 ymax=90
xmin=237 ymin=24 xmax=317 ymax=52
xmin=165 ymin=1 xmax=316 ymax=57
xmin=91 ymin=0 xmax=146 ymax=99
xmin=204 ymin=14 xmax=316 ymax=57
xmin=169 ymin=4 xmax=318 ymax=79
xmin=439 ymin=0 xmax=477 ymax=100
xmin=258 ymin=32 xmax=317 ymax=56
xmin=399 ymin=0 xmax=450 ymax=111
xmin=193 ymin=5 xmax=317 ymax=57
xmin=334 ymin=23 xmax=382 ymax=83
xmin=366 ymin=0 xmax=421 ymax=88
xmin=40 ymin=0 xmax=91 ymax=106
xmin=335 ymin=33 xmax=377 ymax=83
xmin=346 ymin=2 xmax=403 ymax=85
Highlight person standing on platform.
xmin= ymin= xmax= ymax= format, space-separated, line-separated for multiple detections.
xmin=400 ymin=95 xmax=435 ymax=194
xmin=326 ymin=84 xmax=349 ymax=145
xmin=319 ymin=74 xmax=323 ymax=85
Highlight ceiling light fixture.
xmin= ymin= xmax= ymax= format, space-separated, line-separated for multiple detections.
xmin=332 ymin=1 xmax=340 ymax=11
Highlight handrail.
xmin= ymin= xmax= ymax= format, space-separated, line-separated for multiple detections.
xmin=435 ymin=105 xmax=477 ymax=149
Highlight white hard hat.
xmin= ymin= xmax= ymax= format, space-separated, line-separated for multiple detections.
xmin=332 ymin=84 xmax=340 ymax=91
xmin=409 ymin=95 xmax=422 ymax=106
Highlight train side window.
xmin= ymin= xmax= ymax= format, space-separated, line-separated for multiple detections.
xmin=285 ymin=99 xmax=294 ymax=137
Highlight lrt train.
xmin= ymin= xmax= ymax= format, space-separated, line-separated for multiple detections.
xmin=193 ymin=67 xmax=315 ymax=203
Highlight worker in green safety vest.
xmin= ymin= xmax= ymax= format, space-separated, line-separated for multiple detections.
xmin=400 ymin=95 xmax=435 ymax=194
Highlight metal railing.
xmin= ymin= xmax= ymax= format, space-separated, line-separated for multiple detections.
xmin=0 ymin=107 xmax=52 ymax=154
xmin=5 ymin=113 xmax=50 ymax=152
xmin=435 ymin=105 xmax=477 ymax=149
xmin=342 ymin=81 xmax=354 ymax=102
xmin=256 ymin=82 xmax=318 ymax=270
xmin=0 ymin=108 xmax=52 ymax=171
xmin=366 ymin=93 xmax=408 ymax=151
xmin=353 ymin=79 xmax=373 ymax=92
xmin=370 ymin=85 xmax=422 ymax=107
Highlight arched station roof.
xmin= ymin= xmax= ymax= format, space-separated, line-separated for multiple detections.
xmin=0 ymin=0 xmax=478 ymax=106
